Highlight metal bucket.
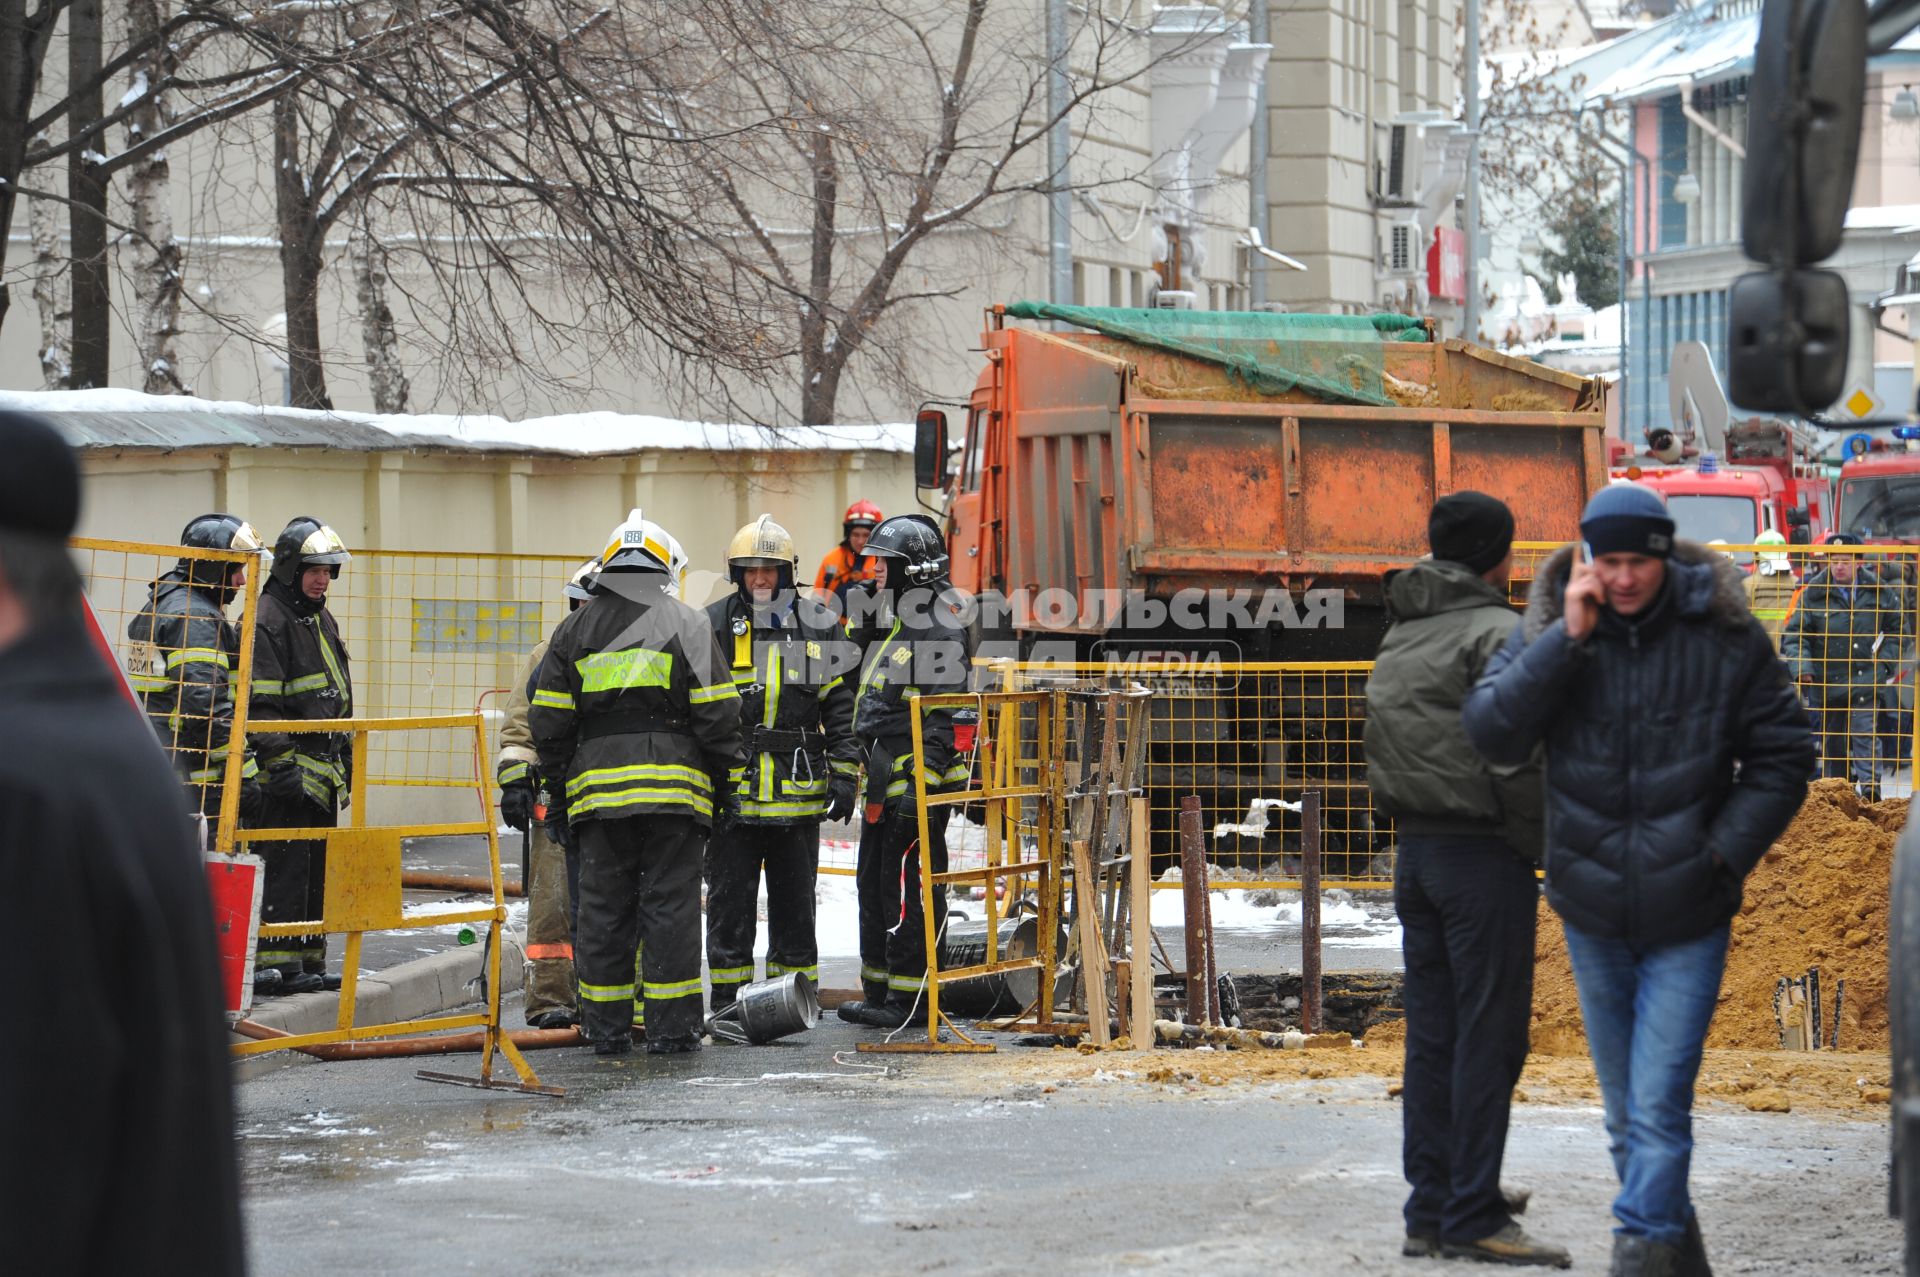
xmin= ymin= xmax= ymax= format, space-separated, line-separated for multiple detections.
xmin=707 ymin=971 xmax=819 ymax=1044
xmin=937 ymin=916 xmax=1055 ymax=1016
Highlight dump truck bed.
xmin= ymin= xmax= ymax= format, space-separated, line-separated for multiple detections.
xmin=974 ymin=316 xmax=1607 ymax=620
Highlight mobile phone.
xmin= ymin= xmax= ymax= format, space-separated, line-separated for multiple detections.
xmin=1581 ymin=541 xmax=1594 ymax=565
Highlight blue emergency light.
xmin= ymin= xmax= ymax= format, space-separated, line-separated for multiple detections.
xmin=1893 ymin=425 xmax=1920 ymax=441
xmin=1697 ymin=452 xmax=1719 ymax=474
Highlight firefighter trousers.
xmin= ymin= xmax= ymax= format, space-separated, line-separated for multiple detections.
xmin=854 ymin=805 xmax=949 ymax=1008
xmin=521 ymin=822 xmax=577 ymax=1024
xmin=705 ymin=821 xmax=820 ymax=1009
xmin=254 ymin=793 xmax=334 ymax=975
xmin=575 ymin=814 xmax=703 ymax=1043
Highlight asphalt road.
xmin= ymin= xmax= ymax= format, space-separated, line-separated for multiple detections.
xmin=237 ymin=998 xmax=1904 ymax=1276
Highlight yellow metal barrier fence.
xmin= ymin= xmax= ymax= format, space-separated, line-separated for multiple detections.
xmin=227 ymin=714 xmax=557 ymax=1095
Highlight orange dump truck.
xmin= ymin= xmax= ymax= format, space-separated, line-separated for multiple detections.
xmin=912 ymin=303 xmax=1609 ymax=862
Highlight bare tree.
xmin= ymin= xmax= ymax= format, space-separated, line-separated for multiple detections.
xmin=587 ymin=0 xmax=1178 ymax=426
xmin=350 ymin=220 xmax=407 ymax=413
xmin=122 ymin=0 xmax=186 ymax=391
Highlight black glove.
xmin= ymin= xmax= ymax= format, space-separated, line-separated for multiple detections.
xmin=264 ymin=763 xmax=304 ymax=805
xmin=824 ymin=772 xmax=857 ymax=823
xmin=238 ymin=774 xmax=268 ymax=823
xmin=499 ymin=779 xmax=535 ymax=832
xmin=545 ymin=807 xmax=575 ymax=852
xmin=715 ymin=786 xmax=741 ymax=831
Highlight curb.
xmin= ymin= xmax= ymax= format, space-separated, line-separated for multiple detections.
xmin=232 ymin=931 xmax=527 ymax=1082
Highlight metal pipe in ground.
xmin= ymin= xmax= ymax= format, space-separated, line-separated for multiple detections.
xmin=1301 ymin=789 xmax=1322 ymax=1035
xmin=232 ymin=1017 xmax=577 ymax=1059
xmin=1178 ymin=795 xmax=1212 ymax=1024
xmin=401 ymin=871 xmax=523 ymax=898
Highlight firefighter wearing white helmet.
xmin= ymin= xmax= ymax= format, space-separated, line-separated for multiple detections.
xmin=703 ymin=515 xmax=861 ymax=1010
xmin=249 ymin=515 xmax=354 ymax=994
xmin=530 ymin=511 xmax=746 ymax=1054
xmin=495 ymin=558 xmax=606 ymax=1030
xmin=837 ymin=514 xmax=977 ymax=1030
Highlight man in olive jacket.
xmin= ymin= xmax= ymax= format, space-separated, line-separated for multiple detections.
xmin=1364 ymin=492 xmax=1564 ymax=1268
xmin=1464 ymin=483 xmax=1813 ymax=1277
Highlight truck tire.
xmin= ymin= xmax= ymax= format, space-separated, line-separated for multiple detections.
xmin=1892 ymin=811 xmax=1920 ymax=1273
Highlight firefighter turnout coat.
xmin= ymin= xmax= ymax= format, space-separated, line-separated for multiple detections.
xmin=706 ymin=591 xmax=859 ymax=822
xmin=853 ymin=588 xmax=975 ymax=806
xmin=251 ymin=578 xmax=353 ymax=810
xmin=529 ymin=583 xmax=747 ymax=824
xmin=126 ymin=570 xmax=255 ymax=815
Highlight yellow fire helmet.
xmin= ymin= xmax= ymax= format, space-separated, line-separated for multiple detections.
xmin=726 ymin=514 xmax=799 ymax=571
xmin=599 ymin=509 xmax=689 ymax=593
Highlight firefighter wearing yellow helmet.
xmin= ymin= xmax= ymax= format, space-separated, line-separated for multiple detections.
xmin=703 ymin=515 xmax=861 ymax=1011
xmin=529 ymin=510 xmax=745 ymax=1054
xmin=494 ymin=558 xmax=606 ymax=1030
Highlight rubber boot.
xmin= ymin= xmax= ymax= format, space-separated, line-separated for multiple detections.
xmin=252 ymin=968 xmax=284 ymax=996
xmin=279 ymin=971 xmax=324 ymax=995
xmin=1609 ymin=1234 xmax=1683 ymax=1277
xmin=645 ymin=1035 xmax=701 ymax=1055
xmin=593 ymin=1032 xmax=632 ymax=1057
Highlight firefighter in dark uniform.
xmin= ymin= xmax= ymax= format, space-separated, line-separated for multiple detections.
xmin=704 ymin=515 xmax=861 ymax=1009
xmin=250 ymin=516 xmax=354 ymax=994
xmin=837 ymin=515 xmax=976 ymax=1030
xmin=530 ymin=510 xmax=746 ymax=1055
xmin=126 ymin=513 xmax=266 ymax=831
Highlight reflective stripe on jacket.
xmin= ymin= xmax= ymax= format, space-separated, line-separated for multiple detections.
xmin=529 ymin=582 xmax=747 ymax=824
xmin=852 ymin=587 xmax=975 ymax=805
xmin=251 ymin=580 xmax=353 ymax=810
xmin=126 ymin=572 xmax=248 ymax=815
xmin=705 ymin=592 xmax=860 ymax=823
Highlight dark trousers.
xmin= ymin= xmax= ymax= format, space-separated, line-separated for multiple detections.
xmin=705 ymin=821 xmax=820 ymax=1009
xmin=575 ymin=814 xmax=703 ymax=1043
xmin=854 ymin=806 xmax=949 ymax=1007
xmin=1809 ymin=701 xmax=1878 ymax=787
xmin=255 ymin=794 xmax=334 ymax=974
xmin=1394 ymin=833 xmax=1538 ymax=1243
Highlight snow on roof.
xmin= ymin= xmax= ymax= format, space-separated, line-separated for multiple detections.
xmin=1582 ymin=1 xmax=1920 ymax=104
xmin=0 ymin=387 xmax=913 ymax=456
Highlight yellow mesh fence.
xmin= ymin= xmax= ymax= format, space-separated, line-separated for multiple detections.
xmin=317 ymin=550 xmax=584 ymax=798
xmin=72 ymin=536 xmax=262 ymax=845
xmin=79 ymin=535 xmax=1920 ymax=888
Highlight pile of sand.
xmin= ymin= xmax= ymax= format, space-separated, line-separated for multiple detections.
xmin=1531 ymin=779 xmax=1901 ymax=1056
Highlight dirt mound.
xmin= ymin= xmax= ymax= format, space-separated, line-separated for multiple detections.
xmin=1531 ymin=780 xmax=1901 ymax=1055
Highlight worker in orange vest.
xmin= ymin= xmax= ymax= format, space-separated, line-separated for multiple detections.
xmin=813 ymin=500 xmax=883 ymax=606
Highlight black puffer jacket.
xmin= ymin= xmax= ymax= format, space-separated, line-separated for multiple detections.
xmin=1463 ymin=541 xmax=1814 ymax=945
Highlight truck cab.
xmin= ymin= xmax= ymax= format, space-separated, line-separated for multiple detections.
xmin=1837 ymin=446 xmax=1920 ymax=543
xmin=1614 ymin=419 xmax=1831 ymax=558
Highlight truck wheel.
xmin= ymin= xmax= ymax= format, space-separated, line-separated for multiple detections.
xmin=1892 ymin=812 xmax=1920 ymax=1273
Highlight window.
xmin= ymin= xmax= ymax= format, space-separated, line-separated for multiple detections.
xmin=1109 ymin=266 xmax=1123 ymax=308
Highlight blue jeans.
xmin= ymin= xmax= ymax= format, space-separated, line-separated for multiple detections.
xmin=1562 ymin=921 xmax=1730 ymax=1245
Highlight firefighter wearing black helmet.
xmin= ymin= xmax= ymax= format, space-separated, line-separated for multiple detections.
xmin=249 ymin=516 xmax=354 ymax=994
xmin=126 ymin=513 xmax=267 ymax=825
xmin=703 ymin=515 xmax=861 ymax=1011
xmin=837 ymin=515 xmax=975 ymax=1030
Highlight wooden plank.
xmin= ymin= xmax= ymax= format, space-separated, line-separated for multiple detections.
xmin=1071 ymin=837 xmax=1112 ymax=1047
xmin=1129 ymin=797 xmax=1152 ymax=1047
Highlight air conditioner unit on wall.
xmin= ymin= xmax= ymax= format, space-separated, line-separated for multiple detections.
xmin=1154 ymin=289 xmax=1197 ymax=311
xmin=1388 ymin=221 xmax=1418 ymax=274
xmin=1383 ymin=110 xmax=1448 ymax=205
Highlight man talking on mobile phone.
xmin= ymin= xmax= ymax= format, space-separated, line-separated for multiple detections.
xmin=1463 ymin=483 xmax=1812 ymax=1277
